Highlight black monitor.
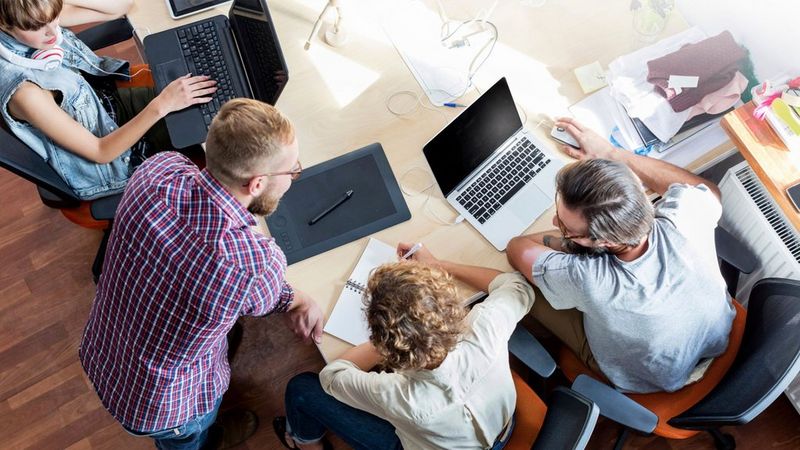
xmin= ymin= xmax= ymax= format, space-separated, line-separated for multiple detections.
xmin=423 ymin=78 xmax=522 ymax=195
xmin=230 ymin=0 xmax=289 ymax=105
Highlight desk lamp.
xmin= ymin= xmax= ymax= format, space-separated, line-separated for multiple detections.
xmin=304 ymin=0 xmax=347 ymax=50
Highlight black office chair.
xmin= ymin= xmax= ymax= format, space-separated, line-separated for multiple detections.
xmin=667 ymin=278 xmax=800 ymax=447
xmin=0 ymin=18 xmax=133 ymax=281
xmin=505 ymin=325 xmax=600 ymax=450
xmin=559 ymin=233 xmax=800 ymax=450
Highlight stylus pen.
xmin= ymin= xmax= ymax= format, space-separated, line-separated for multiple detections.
xmin=401 ymin=242 xmax=423 ymax=260
xmin=308 ymin=190 xmax=354 ymax=225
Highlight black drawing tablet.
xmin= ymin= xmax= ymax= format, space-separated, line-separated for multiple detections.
xmin=266 ymin=143 xmax=411 ymax=264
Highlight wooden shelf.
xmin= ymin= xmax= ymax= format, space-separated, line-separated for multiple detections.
xmin=721 ymin=103 xmax=800 ymax=232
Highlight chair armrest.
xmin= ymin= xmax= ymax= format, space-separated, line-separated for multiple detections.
xmin=509 ymin=324 xmax=556 ymax=378
xmin=715 ymin=227 xmax=756 ymax=274
xmin=571 ymin=374 xmax=658 ymax=434
xmin=90 ymin=194 xmax=122 ymax=220
xmin=75 ymin=18 xmax=134 ymax=50
xmin=532 ymin=387 xmax=600 ymax=450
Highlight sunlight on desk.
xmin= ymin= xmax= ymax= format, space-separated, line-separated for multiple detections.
xmin=481 ymin=41 xmax=571 ymax=117
xmin=306 ymin=43 xmax=380 ymax=108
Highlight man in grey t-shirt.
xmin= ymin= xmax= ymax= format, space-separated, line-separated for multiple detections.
xmin=507 ymin=118 xmax=735 ymax=393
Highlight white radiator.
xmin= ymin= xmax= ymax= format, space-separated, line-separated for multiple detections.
xmin=719 ymin=160 xmax=800 ymax=413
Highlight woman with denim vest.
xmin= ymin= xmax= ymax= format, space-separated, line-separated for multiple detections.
xmin=0 ymin=0 xmax=216 ymax=200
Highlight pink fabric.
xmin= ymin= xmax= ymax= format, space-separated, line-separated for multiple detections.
xmin=686 ymin=71 xmax=748 ymax=120
xmin=647 ymin=31 xmax=746 ymax=112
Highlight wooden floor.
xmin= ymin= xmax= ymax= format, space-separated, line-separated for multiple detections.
xmin=2 ymin=32 xmax=800 ymax=450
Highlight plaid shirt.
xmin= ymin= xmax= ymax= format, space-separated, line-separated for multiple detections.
xmin=79 ymin=152 xmax=293 ymax=432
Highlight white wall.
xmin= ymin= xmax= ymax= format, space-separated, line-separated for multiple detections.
xmin=676 ymin=0 xmax=799 ymax=82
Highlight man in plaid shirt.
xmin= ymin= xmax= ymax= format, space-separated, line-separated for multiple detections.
xmin=79 ymin=99 xmax=323 ymax=449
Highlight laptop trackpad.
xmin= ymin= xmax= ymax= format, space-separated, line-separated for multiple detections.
xmin=154 ymin=59 xmax=189 ymax=90
xmin=509 ymin=186 xmax=550 ymax=224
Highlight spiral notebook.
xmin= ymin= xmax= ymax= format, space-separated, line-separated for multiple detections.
xmin=323 ymin=238 xmax=398 ymax=346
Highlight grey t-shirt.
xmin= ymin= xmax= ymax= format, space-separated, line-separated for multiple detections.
xmin=532 ymin=183 xmax=735 ymax=393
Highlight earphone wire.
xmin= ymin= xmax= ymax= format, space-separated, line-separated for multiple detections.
xmin=61 ymin=35 xmax=150 ymax=79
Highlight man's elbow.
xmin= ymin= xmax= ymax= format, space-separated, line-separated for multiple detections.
xmin=706 ymin=181 xmax=722 ymax=200
xmin=506 ymin=236 xmax=525 ymax=267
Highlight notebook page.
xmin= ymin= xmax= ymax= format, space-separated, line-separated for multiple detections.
xmin=323 ymin=238 xmax=397 ymax=346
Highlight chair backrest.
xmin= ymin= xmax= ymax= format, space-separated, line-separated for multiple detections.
xmin=532 ymin=387 xmax=600 ymax=450
xmin=0 ymin=123 xmax=80 ymax=203
xmin=670 ymin=278 xmax=800 ymax=428
xmin=0 ymin=18 xmax=135 ymax=207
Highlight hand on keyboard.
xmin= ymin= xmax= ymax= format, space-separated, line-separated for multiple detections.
xmin=153 ymin=74 xmax=218 ymax=117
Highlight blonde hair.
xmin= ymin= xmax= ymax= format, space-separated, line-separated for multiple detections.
xmin=205 ymin=98 xmax=295 ymax=187
xmin=0 ymin=0 xmax=63 ymax=31
xmin=365 ymin=262 xmax=467 ymax=371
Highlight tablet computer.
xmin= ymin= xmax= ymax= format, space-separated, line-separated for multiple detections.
xmin=164 ymin=0 xmax=231 ymax=19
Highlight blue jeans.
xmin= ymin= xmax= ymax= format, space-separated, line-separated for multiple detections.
xmin=285 ymin=372 xmax=402 ymax=450
xmin=285 ymin=372 xmax=513 ymax=450
xmin=125 ymin=397 xmax=222 ymax=450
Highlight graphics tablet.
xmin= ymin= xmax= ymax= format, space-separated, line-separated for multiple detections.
xmin=266 ymin=143 xmax=411 ymax=264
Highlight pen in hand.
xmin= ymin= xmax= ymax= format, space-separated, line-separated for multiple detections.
xmin=308 ymin=190 xmax=354 ymax=225
xmin=401 ymin=242 xmax=423 ymax=260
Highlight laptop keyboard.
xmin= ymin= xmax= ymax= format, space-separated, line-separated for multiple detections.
xmin=178 ymin=22 xmax=237 ymax=126
xmin=455 ymin=137 xmax=551 ymax=224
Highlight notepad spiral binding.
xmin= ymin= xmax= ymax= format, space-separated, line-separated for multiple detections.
xmin=345 ymin=279 xmax=366 ymax=295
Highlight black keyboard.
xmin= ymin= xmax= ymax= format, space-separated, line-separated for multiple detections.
xmin=455 ymin=137 xmax=551 ymax=224
xmin=178 ymin=22 xmax=237 ymax=126
xmin=236 ymin=16 xmax=284 ymax=104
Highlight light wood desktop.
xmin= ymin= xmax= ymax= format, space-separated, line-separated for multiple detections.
xmin=126 ymin=0 xmax=736 ymax=361
xmin=721 ymin=103 xmax=800 ymax=232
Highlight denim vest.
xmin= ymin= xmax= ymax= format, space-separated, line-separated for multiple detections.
xmin=0 ymin=28 xmax=133 ymax=200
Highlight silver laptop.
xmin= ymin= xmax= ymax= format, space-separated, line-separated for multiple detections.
xmin=422 ymin=78 xmax=564 ymax=250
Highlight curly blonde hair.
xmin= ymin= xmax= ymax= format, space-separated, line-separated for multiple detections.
xmin=365 ymin=262 xmax=467 ymax=371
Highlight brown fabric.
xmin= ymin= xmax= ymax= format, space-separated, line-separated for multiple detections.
xmin=647 ymin=30 xmax=746 ymax=112
xmin=521 ymin=285 xmax=604 ymax=377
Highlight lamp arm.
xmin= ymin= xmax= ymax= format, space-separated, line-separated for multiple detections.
xmin=304 ymin=1 xmax=333 ymax=51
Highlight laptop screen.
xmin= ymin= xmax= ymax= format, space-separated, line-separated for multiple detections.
xmin=230 ymin=0 xmax=288 ymax=105
xmin=423 ymin=78 xmax=523 ymax=195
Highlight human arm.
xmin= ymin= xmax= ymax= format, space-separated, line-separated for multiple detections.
xmin=282 ymin=290 xmax=324 ymax=344
xmin=505 ymin=233 xmax=558 ymax=285
xmin=396 ymin=242 xmax=501 ymax=292
xmin=554 ymin=117 xmax=721 ymax=199
xmin=336 ymin=342 xmax=382 ymax=371
xmin=7 ymin=75 xmax=216 ymax=164
xmin=60 ymin=0 xmax=133 ymax=27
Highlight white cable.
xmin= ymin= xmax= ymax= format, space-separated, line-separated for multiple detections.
xmin=133 ymin=26 xmax=152 ymax=38
xmin=399 ymin=166 xmax=463 ymax=226
xmin=62 ymin=38 xmax=150 ymax=79
xmin=385 ymin=89 xmax=448 ymax=124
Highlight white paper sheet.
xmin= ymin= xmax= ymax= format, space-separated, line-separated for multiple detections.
xmin=569 ymin=87 xmax=729 ymax=168
xmin=323 ymin=238 xmax=397 ymax=346
xmin=380 ymin=0 xmax=495 ymax=105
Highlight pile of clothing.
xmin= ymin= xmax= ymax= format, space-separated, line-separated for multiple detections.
xmin=607 ymin=28 xmax=753 ymax=151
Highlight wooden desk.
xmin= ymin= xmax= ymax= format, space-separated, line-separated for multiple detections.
xmin=721 ymin=103 xmax=800 ymax=231
xmin=126 ymin=0 xmax=736 ymax=361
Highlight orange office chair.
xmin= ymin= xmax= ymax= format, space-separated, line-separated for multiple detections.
xmin=505 ymin=326 xmax=600 ymax=450
xmin=544 ymin=228 xmax=767 ymax=450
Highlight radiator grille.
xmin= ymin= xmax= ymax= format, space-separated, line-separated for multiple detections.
xmin=734 ymin=165 xmax=800 ymax=262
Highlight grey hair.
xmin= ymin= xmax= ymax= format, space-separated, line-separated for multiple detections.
xmin=557 ymin=159 xmax=654 ymax=247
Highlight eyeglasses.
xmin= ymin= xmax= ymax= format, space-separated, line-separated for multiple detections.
xmin=555 ymin=193 xmax=595 ymax=241
xmin=243 ymin=161 xmax=303 ymax=186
